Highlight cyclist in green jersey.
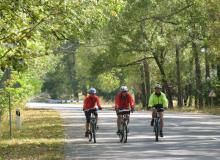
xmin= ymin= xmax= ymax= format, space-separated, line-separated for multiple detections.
xmin=148 ymin=84 xmax=168 ymax=137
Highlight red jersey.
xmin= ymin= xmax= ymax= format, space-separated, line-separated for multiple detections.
xmin=83 ymin=95 xmax=101 ymax=110
xmin=115 ymin=92 xmax=135 ymax=110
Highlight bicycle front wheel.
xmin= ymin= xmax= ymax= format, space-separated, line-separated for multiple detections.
xmin=88 ymin=131 xmax=92 ymax=142
xmin=123 ymin=122 xmax=128 ymax=143
xmin=154 ymin=119 xmax=159 ymax=142
xmin=119 ymin=125 xmax=124 ymax=143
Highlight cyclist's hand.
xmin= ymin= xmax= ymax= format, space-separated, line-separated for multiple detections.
xmin=98 ymin=107 xmax=102 ymax=110
xmin=131 ymin=108 xmax=135 ymax=113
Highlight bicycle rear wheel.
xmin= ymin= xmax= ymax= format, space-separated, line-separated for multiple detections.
xmin=92 ymin=123 xmax=96 ymax=143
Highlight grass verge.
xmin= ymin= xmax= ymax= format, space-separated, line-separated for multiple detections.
xmin=168 ymin=106 xmax=220 ymax=115
xmin=0 ymin=108 xmax=64 ymax=160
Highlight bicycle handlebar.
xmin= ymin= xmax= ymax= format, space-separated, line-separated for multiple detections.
xmin=118 ymin=109 xmax=131 ymax=113
xmin=84 ymin=108 xmax=97 ymax=112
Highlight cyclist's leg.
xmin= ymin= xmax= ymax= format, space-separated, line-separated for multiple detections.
xmin=159 ymin=111 xmax=164 ymax=128
xmin=158 ymin=109 xmax=164 ymax=137
xmin=126 ymin=113 xmax=130 ymax=124
xmin=93 ymin=111 xmax=99 ymax=129
xmin=151 ymin=108 xmax=157 ymax=126
xmin=126 ymin=113 xmax=130 ymax=133
xmin=152 ymin=108 xmax=157 ymax=118
xmin=94 ymin=111 xmax=98 ymax=123
xmin=117 ymin=112 xmax=122 ymax=133
xmin=84 ymin=111 xmax=91 ymax=137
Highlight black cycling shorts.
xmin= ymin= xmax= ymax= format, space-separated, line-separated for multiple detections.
xmin=153 ymin=104 xmax=164 ymax=112
xmin=116 ymin=109 xmax=130 ymax=115
xmin=84 ymin=109 xmax=98 ymax=123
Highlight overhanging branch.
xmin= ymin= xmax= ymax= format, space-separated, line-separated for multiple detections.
xmin=113 ymin=56 xmax=154 ymax=68
xmin=138 ymin=3 xmax=194 ymax=23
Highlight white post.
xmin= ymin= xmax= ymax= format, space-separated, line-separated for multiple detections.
xmin=16 ymin=108 xmax=21 ymax=129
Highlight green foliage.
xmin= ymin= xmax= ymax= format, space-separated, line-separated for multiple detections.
xmin=1 ymin=0 xmax=220 ymax=112
xmin=0 ymin=54 xmax=59 ymax=114
xmin=96 ymin=71 xmax=120 ymax=92
xmin=0 ymin=0 xmax=127 ymax=114
xmin=74 ymin=0 xmax=220 ymax=107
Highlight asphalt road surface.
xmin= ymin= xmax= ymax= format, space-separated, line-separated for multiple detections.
xmin=27 ymin=103 xmax=220 ymax=160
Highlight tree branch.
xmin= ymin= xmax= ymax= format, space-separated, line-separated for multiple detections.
xmin=0 ymin=19 xmax=45 ymax=60
xmin=0 ymin=48 xmax=12 ymax=59
xmin=113 ymin=56 xmax=154 ymax=68
xmin=138 ymin=3 xmax=194 ymax=23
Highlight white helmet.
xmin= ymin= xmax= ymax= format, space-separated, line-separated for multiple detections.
xmin=155 ymin=84 xmax=162 ymax=89
xmin=89 ymin=87 xmax=96 ymax=94
xmin=120 ymin=86 xmax=128 ymax=92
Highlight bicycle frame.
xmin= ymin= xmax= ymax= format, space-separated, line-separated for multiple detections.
xmin=118 ymin=109 xmax=130 ymax=143
xmin=85 ymin=108 xmax=97 ymax=143
xmin=153 ymin=111 xmax=161 ymax=142
xmin=89 ymin=112 xmax=97 ymax=143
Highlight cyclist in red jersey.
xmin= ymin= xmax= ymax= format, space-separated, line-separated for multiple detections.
xmin=115 ymin=86 xmax=135 ymax=134
xmin=83 ymin=88 xmax=102 ymax=137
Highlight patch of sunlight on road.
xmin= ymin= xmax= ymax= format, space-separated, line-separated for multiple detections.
xmin=26 ymin=102 xmax=83 ymax=108
xmin=63 ymin=124 xmax=84 ymax=127
xmin=197 ymin=121 xmax=220 ymax=125
xmin=1 ymin=138 xmax=63 ymax=145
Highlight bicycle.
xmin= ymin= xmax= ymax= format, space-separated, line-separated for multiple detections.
xmin=153 ymin=110 xmax=161 ymax=142
xmin=86 ymin=108 xmax=98 ymax=143
xmin=117 ymin=109 xmax=131 ymax=143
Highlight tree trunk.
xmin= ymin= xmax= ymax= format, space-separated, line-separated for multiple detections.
xmin=187 ymin=57 xmax=194 ymax=107
xmin=140 ymin=82 xmax=147 ymax=108
xmin=217 ymin=63 xmax=220 ymax=81
xmin=192 ymin=42 xmax=203 ymax=109
xmin=82 ymin=85 xmax=87 ymax=96
xmin=143 ymin=58 xmax=151 ymax=108
xmin=152 ymin=51 xmax=173 ymax=109
xmin=204 ymin=47 xmax=210 ymax=105
xmin=134 ymin=92 xmax=140 ymax=105
xmin=184 ymin=83 xmax=193 ymax=107
xmin=204 ymin=48 xmax=210 ymax=79
xmin=0 ymin=68 xmax=11 ymax=88
xmin=140 ymin=64 xmax=147 ymax=108
xmin=0 ymin=112 xmax=1 ymax=136
xmin=188 ymin=95 xmax=193 ymax=107
xmin=176 ymin=44 xmax=183 ymax=107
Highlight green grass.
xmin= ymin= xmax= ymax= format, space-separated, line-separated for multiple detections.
xmin=135 ymin=102 xmax=220 ymax=115
xmin=0 ymin=108 xmax=64 ymax=160
xmin=169 ymin=106 xmax=220 ymax=115
xmin=200 ymin=106 xmax=220 ymax=115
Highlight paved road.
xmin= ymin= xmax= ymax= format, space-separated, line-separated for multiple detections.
xmin=27 ymin=103 xmax=220 ymax=160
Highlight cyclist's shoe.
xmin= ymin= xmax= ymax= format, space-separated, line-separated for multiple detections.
xmin=96 ymin=125 xmax=99 ymax=130
xmin=150 ymin=119 xmax=154 ymax=126
xmin=116 ymin=130 xmax=120 ymax=135
xmin=85 ymin=131 xmax=90 ymax=137
xmin=160 ymin=130 xmax=163 ymax=137
xmin=85 ymin=131 xmax=88 ymax=137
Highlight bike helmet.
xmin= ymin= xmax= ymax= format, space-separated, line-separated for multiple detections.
xmin=120 ymin=86 xmax=128 ymax=92
xmin=155 ymin=84 xmax=162 ymax=89
xmin=89 ymin=87 xmax=96 ymax=94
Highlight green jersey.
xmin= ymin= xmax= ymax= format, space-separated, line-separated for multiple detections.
xmin=148 ymin=92 xmax=168 ymax=108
